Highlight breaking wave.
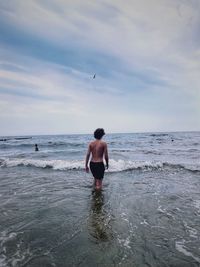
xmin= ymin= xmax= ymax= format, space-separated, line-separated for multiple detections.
xmin=0 ymin=158 xmax=200 ymax=173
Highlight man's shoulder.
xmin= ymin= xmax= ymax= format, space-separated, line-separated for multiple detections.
xmin=100 ymin=140 xmax=107 ymax=146
xmin=89 ymin=141 xmax=94 ymax=146
xmin=89 ymin=140 xmax=97 ymax=146
xmin=89 ymin=140 xmax=107 ymax=146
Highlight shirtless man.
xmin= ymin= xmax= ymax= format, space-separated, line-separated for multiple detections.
xmin=85 ymin=128 xmax=109 ymax=190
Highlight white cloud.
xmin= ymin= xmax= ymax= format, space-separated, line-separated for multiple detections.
xmin=0 ymin=0 xmax=200 ymax=134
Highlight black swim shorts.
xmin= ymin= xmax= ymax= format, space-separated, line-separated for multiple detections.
xmin=89 ymin=161 xmax=105 ymax=180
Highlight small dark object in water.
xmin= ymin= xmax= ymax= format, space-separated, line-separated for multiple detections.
xmin=0 ymin=139 xmax=7 ymax=141
xmin=35 ymin=144 xmax=39 ymax=151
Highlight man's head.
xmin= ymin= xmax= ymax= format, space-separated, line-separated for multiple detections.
xmin=94 ymin=128 xmax=105 ymax=140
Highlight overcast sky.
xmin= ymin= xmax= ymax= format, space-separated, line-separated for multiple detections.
xmin=0 ymin=0 xmax=200 ymax=135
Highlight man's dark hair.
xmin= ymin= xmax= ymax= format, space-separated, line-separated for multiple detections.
xmin=94 ymin=128 xmax=105 ymax=140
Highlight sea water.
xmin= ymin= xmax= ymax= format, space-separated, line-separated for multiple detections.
xmin=0 ymin=132 xmax=200 ymax=266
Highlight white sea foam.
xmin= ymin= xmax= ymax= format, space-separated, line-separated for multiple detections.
xmin=183 ymin=222 xmax=198 ymax=239
xmin=0 ymin=158 xmax=200 ymax=172
xmin=0 ymin=231 xmax=17 ymax=266
xmin=0 ymin=158 xmax=164 ymax=172
xmin=140 ymin=219 xmax=149 ymax=225
xmin=193 ymin=200 xmax=200 ymax=214
xmin=109 ymin=159 xmax=163 ymax=172
xmin=157 ymin=206 xmax=175 ymax=219
xmin=0 ymin=158 xmax=85 ymax=170
xmin=175 ymin=240 xmax=200 ymax=263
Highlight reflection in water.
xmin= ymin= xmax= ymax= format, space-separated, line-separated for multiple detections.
xmin=88 ymin=190 xmax=113 ymax=242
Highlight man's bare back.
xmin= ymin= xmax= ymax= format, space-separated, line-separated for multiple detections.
xmin=90 ymin=140 xmax=108 ymax=162
xmin=85 ymin=140 xmax=109 ymax=169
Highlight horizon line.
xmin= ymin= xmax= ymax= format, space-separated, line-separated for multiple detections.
xmin=1 ymin=130 xmax=200 ymax=138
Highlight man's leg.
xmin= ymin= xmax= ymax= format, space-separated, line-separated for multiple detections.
xmin=95 ymin=179 xmax=102 ymax=190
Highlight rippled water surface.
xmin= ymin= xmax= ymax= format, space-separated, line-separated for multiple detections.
xmin=0 ymin=132 xmax=200 ymax=266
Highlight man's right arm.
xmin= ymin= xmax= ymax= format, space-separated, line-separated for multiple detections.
xmin=85 ymin=143 xmax=91 ymax=172
xmin=104 ymin=143 xmax=109 ymax=169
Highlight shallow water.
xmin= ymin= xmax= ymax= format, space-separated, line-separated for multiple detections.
xmin=0 ymin=132 xmax=200 ymax=266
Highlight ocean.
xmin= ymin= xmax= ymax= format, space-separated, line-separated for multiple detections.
xmin=0 ymin=132 xmax=200 ymax=267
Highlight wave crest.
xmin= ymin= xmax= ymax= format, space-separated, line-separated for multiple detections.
xmin=1 ymin=158 xmax=200 ymax=173
xmin=0 ymin=158 xmax=84 ymax=170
